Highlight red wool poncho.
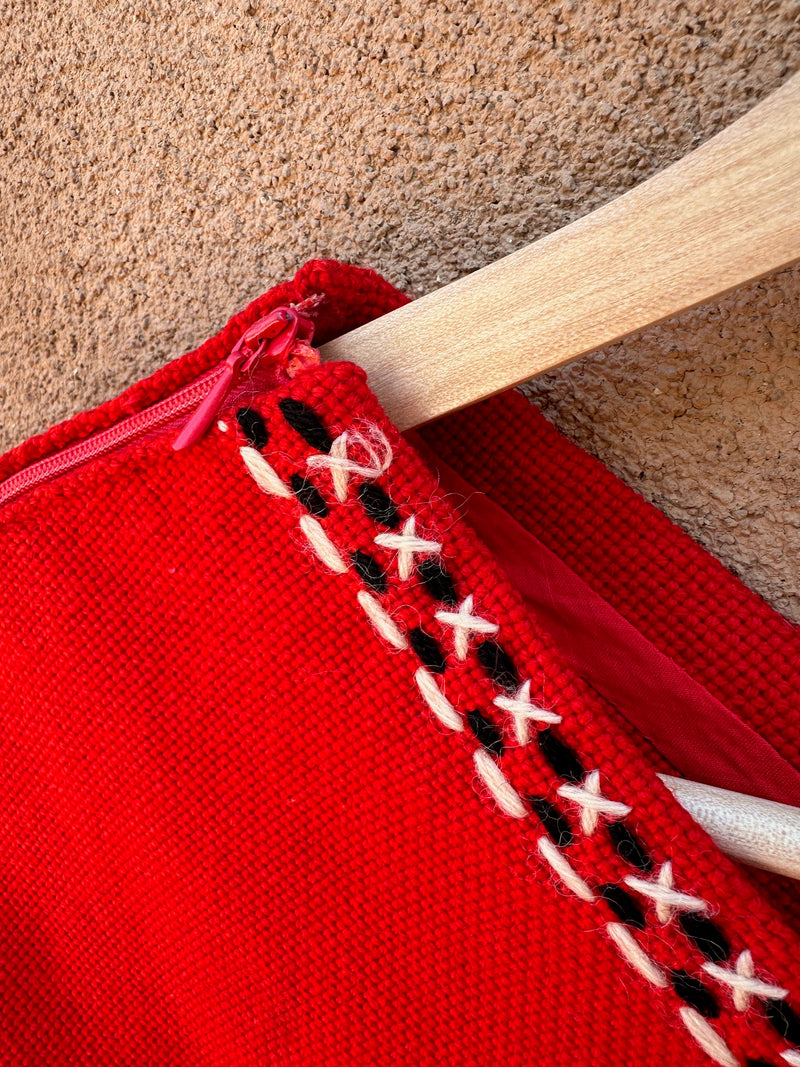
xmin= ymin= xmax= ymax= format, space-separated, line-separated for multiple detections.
xmin=0 ymin=259 xmax=798 ymax=1067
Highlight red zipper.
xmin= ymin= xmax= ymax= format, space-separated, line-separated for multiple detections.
xmin=0 ymin=305 xmax=319 ymax=509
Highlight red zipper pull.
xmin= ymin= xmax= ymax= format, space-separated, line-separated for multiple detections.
xmin=172 ymin=305 xmax=318 ymax=451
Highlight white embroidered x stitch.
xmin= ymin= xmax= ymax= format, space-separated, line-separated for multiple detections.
xmin=236 ymin=412 xmax=800 ymax=1067
xmin=702 ymin=950 xmax=788 ymax=1012
xmin=434 ymin=594 xmax=498 ymax=660
xmin=306 ymin=427 xmax=393 ymax=502
xmin=493 ymin=679 xmax=562 ymax=744
xmin=374 ymin=515 xmax=442 ymax=580
xmin=624 ymin=861 xmax=708 ymax=923
xmin=557 ymin=769 xmax=632 ymax=834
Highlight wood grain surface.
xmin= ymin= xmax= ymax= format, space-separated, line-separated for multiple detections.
xmin=321 ymin=73 xmax=800 ymax=430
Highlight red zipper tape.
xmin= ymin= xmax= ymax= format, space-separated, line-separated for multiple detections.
xmin=0 ymin=305 xmax=319 ymax=509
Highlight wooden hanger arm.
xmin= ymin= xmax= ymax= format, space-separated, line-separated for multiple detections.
xmin=320 ymin=71 xmax=800 ymax=431
xmin=319 ymin=74 xmax=800 ymax=878
xmin=660 ymin=775 xmax=800 ymax=880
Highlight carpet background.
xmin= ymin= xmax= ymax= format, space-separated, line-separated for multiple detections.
xmin=1 ymin=1 xmax=798 ymax=620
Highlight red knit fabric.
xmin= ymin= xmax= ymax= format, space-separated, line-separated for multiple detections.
xmin=420 ymin=391 xmax=800 ymax=773
xmin=1 ymin=260 xmax=798 ymax=1066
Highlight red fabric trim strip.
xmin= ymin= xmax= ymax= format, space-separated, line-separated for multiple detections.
xmin=408 ymin=429 xmax=800 ymax=808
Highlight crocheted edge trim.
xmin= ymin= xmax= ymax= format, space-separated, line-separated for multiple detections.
xmin=224 ymin=399 xmax=800 ymax=1067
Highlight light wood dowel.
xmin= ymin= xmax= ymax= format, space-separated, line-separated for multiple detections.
xmin=321 ymin=72 xmax=800 ymax=430
xmin=320 ymin=74 xmax=800 ymax=876
xmin=659 ymin=775 xmax=800 ymax=880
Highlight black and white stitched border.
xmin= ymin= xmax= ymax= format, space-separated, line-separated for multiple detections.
xmin=221 ymin=400 xmax=800 ymax=1067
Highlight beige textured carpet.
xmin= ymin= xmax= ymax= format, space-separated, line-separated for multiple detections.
xmin=1 ymin=2 xmax=799 ymax=620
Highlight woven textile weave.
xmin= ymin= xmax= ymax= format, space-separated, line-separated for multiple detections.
xmin=1 ymin=259 xmax=798 ymax=1066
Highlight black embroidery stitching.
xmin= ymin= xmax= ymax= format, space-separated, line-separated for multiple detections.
xmin=598 ymin=883 xmax=646 ymax=930
xmin=466 ymin=709 xmax=504 ymax=757
xmin=246 ymin=398 xmax=798 ymax=1066
xmin=678 ymin=912 xmax=731 ymax=964
xmin=290 ymin=473 xmax=328 ymax=518
xmin=417 ymin=557 xmax=459 ymax=606
xmin=765 ymin=999 xmax=800 ymax=1045
xmin=537 ymin=729 xmax=586 ymax=784
xmin=476 ymin=639 xmax=518 ymax=693
xmin=607 ymin=821 xmax=654 ymax=873
xmin=409 ymin=627 xmax=447 ymax=674
xmin=358 ymin=482 xmax=401 ymax=528
xmin=528 ymin=796 xmax=573 ymax=848
xmin=278 ymin=398 xmax=333 ymax=453
xmin=236 ymin=407 xmax=268 ymax=450
xmin=350 ymin=550 xmax=388 ymax=594
xmin=670 ymin=970 xmax=720 ymax=1019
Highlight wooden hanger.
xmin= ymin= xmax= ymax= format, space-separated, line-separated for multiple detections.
xmin=320 ymin=72 xmax=800 ymax=878
xmin=321 ymin=71 xmax=800 ymax=432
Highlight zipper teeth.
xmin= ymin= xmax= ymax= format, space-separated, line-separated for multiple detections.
xmin=0 ymin=366 xmax=224 ymax=509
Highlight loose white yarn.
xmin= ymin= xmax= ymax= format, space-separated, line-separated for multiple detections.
xmin=307 ymin=427 xmax=393 ymax=503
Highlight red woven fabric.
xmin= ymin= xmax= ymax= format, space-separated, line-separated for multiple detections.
xmin=420 ymin=390 xmax=800 ymax=773
xmin=1 ymin=260 xmax=798 ymax=1066
xmin=407 ymin=431 xmax=800 ymax=809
